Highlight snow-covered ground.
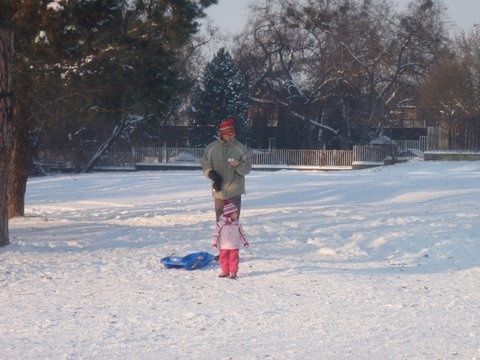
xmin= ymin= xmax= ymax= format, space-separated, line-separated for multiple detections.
xmin=3 ymin=160 xmax=480 ymax=359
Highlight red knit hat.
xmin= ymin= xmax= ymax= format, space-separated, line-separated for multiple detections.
xmin=219 ymin=118 xmax=235 ymax=137
xmin=223 ymin=200 xmax=238 ymax=217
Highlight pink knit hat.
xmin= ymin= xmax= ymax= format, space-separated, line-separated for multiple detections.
xmin=223 ymin=201 xmax=238 ymax=217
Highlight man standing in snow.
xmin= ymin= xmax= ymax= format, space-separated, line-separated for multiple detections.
xmin=202 ymin=118 xmax=251 ymax=221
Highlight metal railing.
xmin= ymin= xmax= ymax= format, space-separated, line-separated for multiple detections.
xmin=396 ymin=136 xmax=427 ymax=151
xmin=92 ymin=145 xmax=406 ymax=170
xmin=42 ymin=132 xmax=480 ymax=171
xmin=134 ymin=147 xmax=204 ymax=164
xmin=250 ymin=149 xmax=353 ymax=168
xmin=352 ymin=145 xmax=395 ymax=165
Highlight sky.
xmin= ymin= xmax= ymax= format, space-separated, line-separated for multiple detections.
xmin=204 ymin=0 xmax=480 ymax=35
xmin=3 ymin=159 xmax=480 ymax=358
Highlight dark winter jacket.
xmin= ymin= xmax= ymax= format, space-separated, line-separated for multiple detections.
xmin=202 ymin=138 xmax=251 ymax=199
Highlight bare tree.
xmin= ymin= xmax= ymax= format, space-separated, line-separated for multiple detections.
xmin=420 ymin=27 xmax=480 ymax=150
xmin=233 ymin=0 xmax=449 ymax=148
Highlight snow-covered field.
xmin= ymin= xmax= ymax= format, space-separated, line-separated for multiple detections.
xmin=3 ymin=160 xmax=480 ymax=359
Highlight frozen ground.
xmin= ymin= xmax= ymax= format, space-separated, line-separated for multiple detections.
xmin=2 ymin=160 xmax=480 ymax=359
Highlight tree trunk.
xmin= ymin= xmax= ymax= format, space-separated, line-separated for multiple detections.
xmin=8 ymin=108 xmax=28 ymax=218
xmin=82 ymin=122 xmax=125 ymax=173
xmin=0 ymin=27 xmax=14 ymax=246
xmin=82 ymin=115 xmax=139 ymax=173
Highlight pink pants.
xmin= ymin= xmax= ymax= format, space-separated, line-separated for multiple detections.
xmin=219 ymin=249 xmax=240 ymax=275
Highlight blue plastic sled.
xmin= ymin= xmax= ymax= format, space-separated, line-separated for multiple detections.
xmin=160 ymin=252 xmax=215 ymax=270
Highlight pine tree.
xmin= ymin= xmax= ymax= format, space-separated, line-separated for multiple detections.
xmin=5 ymin=0 xmax=218 ymax=222
xmin=188 ymin=48 xmax=248 ymax=147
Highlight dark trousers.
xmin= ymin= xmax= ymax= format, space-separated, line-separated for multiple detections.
xmin=214 ymin=196 xmax=241 ymax=222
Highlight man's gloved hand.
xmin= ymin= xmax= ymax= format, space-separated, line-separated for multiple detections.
xmin=208 ymin=170 xmax=222 ymax=182
xmin=212 ymin=181 xmax=221 ymax=192
xmin=208 ymin=170 xmax=222 ymax=192
xmin=244 ymin=242 xmax=249 ymax=248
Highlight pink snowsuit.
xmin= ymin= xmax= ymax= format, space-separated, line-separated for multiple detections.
xmin=211 ymin=215 xmax=249 ymax=276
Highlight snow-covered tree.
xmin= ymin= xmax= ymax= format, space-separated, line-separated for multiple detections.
xmin=52 ymin=0 xmax=218 ymax=171
xmin=188 ymin=47 xmax=248 ymax=147
xmin=5 ymin=0 xmax=218 ymax=222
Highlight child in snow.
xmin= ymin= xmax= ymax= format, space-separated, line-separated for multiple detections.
xmin=211 ymin=201 xmax=249 ymax=279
